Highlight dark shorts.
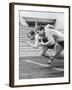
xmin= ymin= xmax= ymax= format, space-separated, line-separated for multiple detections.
xmin=57 ymin=41 xmax=64 ymax=48
xmin=46 ymin=44 xmax=55 ymax=49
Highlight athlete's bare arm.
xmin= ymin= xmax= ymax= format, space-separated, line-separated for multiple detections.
xmin=26 ymin=34 xmax=39 ymax=49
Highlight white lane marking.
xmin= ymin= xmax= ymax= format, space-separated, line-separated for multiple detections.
xmin=26 ymin=59 xmax=64 ymax=72
xmin=26 ymin=59 xmax=50 ymax=67
xmin=53 ymin=68 xmax=64 ymax=72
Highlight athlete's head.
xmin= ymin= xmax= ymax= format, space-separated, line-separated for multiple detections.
xmin=36 ymin=26 xmax=45 ymax=37
xmin=28 ymin=30 xmax=35 ymax=40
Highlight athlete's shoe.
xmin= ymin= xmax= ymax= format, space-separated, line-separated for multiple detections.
xmin=47 ymin=60 xmax=52 ymax=64
xmin=48 ymin=57 xmax=54 ymax=64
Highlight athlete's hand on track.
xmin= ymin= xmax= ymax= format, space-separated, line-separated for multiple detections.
xmin=26 ymin=41 xmax=30 ymax=45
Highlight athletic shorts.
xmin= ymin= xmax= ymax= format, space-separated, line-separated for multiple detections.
xmin=57 ymin=41 xmax=64 ymax=48
xmin=46 ymin=44 xmax=55 ymax=49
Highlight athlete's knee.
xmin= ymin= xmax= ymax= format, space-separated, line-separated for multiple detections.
xmin=41 ymin=51 xmax=46 ymax=56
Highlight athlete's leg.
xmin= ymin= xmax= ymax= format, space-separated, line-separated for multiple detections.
xmin=54 ymin=43 xmax=63 ymax=57
xmin=41 ymin=46 xmax=50 ymax=58
xmin=48 ymin=43 xmax=64 ymax=64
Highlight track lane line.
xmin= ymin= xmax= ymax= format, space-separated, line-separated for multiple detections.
xmin=26 ymin=59 xmax=50 ymax=67
xmin=53 ymin=68 xmax=64 ymax=72
xmin=26 ymin=59 xmax=64 ymax=72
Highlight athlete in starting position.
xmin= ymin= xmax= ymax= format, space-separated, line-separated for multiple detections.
xmin=37 ymin=24 xmax=64 ymax=63
xmin=27 ymin=26 xmax=55 ymax=59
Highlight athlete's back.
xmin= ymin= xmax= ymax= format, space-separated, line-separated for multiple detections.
xmin=45 ymin=24 xmax=64 ymax=43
